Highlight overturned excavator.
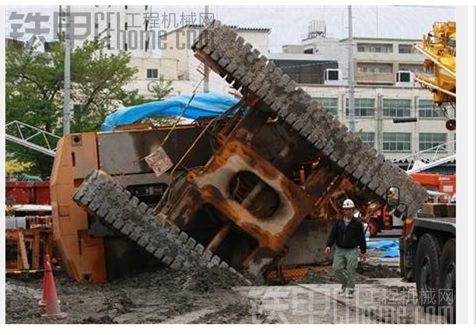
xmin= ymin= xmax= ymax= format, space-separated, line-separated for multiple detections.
xmin=50 ymin=21 xmax=428 ymax=283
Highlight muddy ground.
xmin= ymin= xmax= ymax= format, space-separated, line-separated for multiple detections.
xmin=6 ymin=266 xmax=266 ymax=324
xmin=6 ymin=261 xmax=406 ymax=324
xmin=294 ymin=261 xmax=400 ymax=285
xmin=238 ymin=280 xmax=448 ymax=324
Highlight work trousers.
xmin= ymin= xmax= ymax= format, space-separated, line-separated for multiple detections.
xmin=332 ymin=246 xmax=359 ymax=290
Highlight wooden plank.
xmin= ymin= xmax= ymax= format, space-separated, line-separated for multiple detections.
xmin=32 ymin=229 xmax=41 ymax=269
xmin=17 ymin=231 xmax=30 ymax=270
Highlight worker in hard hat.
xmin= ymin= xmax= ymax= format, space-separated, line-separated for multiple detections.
xmin=325 ymin=198 xmax=367 ymax=298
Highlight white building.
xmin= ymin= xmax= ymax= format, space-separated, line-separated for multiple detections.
xmin=155 ymin=21 xmax=454 ymax=165
xmin=56 ymin=5 xmax=153 ymax=57
xmin=50 ymin=8 xmax=454 ymax=166
xmin=307 ymin=85 xmax=455 ymax=163
xmin=57 ymin=5 xmax=166 ymax=98
xmin=284 ymin=20 xmax=426 ymax=86
xmin=156 ymin=24 xmax=270 ymax=97
xmin=60 ymin=15 xmax=271 ymax=98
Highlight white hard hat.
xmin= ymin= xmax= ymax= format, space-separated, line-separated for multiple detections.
xmin=342 ymin=199 xmax=355 ymax=209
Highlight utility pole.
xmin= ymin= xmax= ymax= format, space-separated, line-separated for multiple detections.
xmin=63 ymin=5 xmax=71 ymax=135
xmin=203 ymin=5 xmax=210 ymax=93
xmin=347 ymin=5 xmax=356 ymax=132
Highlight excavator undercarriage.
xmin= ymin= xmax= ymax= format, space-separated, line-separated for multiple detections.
xmin=51 ymin=21 xmax=428 ymax=284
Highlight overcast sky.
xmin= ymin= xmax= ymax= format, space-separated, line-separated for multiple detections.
xmin=6 ymin=5 xmax=455 ymax=52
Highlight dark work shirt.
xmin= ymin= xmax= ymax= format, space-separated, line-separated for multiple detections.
xmin=326 ymin=217 xmax=366 ymax=253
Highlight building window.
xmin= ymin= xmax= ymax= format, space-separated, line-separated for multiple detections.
xmin=419 ymin=133 xmax=447 ymax=151
xmin=383 ymin=133 xmax=411 ymax=152
xmin=356 ymin=132 xmax=375 ymax=148
xmin=314 ymin=97 xmax=338 ymax=115
xmin=418 ymin=99 xmax=442 ymax=118
xmin=147 ymin=69 xmax=159 ymax=78
xmin=399 ymin=63 xmax=423 ymax=74
xmin=346 ymin=98 xmax=375 ymax=117
xmin=398 ymin=44 xmax=416 ymax=54
xmin=357 ymin=62 xmax=393 ymax=74
xmin=383 ymin=99 xmax=411 ymax=118
xmin=357 ymin=43 xmax=393 ymax=53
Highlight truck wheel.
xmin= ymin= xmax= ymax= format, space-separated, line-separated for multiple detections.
xmin=415 ymin=233 xmax=442 ymax=310
xmin=439 ymin=238 xmax=455 ymax=324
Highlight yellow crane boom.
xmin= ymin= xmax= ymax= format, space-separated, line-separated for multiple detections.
xmin=414 ymin=21 xmax=456 ymax=107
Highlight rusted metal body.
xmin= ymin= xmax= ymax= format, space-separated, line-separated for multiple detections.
xmin=51 ymin=114 xmax=381 ymax=281
xmin=50 ymin=22 xmax=426 ymax=282
xmin=159 ymin=104 xmax=383 ymax=276
xmin=50 ymin=125 xmax=218 ymax=282
xmin=266 ymin=265 xmax=332 ymax=282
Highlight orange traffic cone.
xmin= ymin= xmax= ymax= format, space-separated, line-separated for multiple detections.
xmin=38 ymin=274 xmax=47 ymax=306
xmin=38 ymin=253 xmax=50 ymax=307
xmin=39 ymin=253 xmax=67 ymax=320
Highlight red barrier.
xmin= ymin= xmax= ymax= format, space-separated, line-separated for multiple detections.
xmin=6 ymin=181 xmax=50 ymax=205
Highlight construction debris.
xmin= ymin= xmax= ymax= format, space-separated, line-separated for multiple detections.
xmin=295 ymin=263 xmax=400 ymax=285
xmin=6 ymin=267 xmax=263 ymax=324
xmin=6 ymin=266 xmax=443 ymax=324
xmin=5 ymin=16 xmax=451 ymax=326
xmin=65 ymin=21 xmax=428 ymax=288
xmin=73 ymin=169 xmax=252 ymax=284
xmin=192 ymin=21 xmax=428 ymax=218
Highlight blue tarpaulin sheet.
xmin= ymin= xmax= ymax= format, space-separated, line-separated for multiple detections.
xmin=367 ymin=240 xmax=398 ymax=250
xmin=381 ymin=248 xmax=400 ymax=258
xmin=101 ymin=92 xmax=239 ymax=131
xmin=367 ymin=239 xmax=399 ymax=258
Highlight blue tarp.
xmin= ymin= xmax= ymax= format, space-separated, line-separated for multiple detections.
xmin=367 ymin=240 xmax=398 ymax=250
xmin=367 ymin=239 xmax=400 ymax=258
xmin=381 ymin=248 xmax=400 ymax=258
xmin=102 ymin=92 xmax=240 ymax=131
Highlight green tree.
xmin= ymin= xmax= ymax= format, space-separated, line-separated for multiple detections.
xmin=118 ymin=75 xmax=174 ymax=106
xmin=6 ymin=36 xmax=145 ymax=176
xmin=121 ymin=75 xmax=177 ymax=126
xmin=149 ymin=75 xmax=174 ymax=101
xmin=5 ymin=159 xmax=33 ymax=177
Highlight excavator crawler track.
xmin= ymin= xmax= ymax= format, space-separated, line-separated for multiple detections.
xmin=74 ymin=169 xmax=253 ymax=285
xmin=191 ymin=21 xmax=428 ymax=217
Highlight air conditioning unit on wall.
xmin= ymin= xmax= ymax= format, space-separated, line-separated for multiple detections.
xmin=324 ymin=69 xmax=343 ymax=85
xmin=395 ymin=70 xmax=416 ymax=87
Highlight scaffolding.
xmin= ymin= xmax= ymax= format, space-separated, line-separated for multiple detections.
xmin=5 ymin=120 xmax=60 ymax=157
xmin=392 ymin=140 xmax=456 ymax=174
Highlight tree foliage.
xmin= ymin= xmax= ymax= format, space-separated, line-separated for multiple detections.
xmin=149 ymin=75 xmax=174 ymax=101
xmin=5 ymin=36 xmax=158 ymax=176
xmin=5 ymin=159 xmax=33 ymax=176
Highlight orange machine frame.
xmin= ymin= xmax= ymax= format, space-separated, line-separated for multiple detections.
xmin=411 ymin=173 xmax=456 ymax=195
xmin=50 ymin=132 xmax=107 ymax=282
